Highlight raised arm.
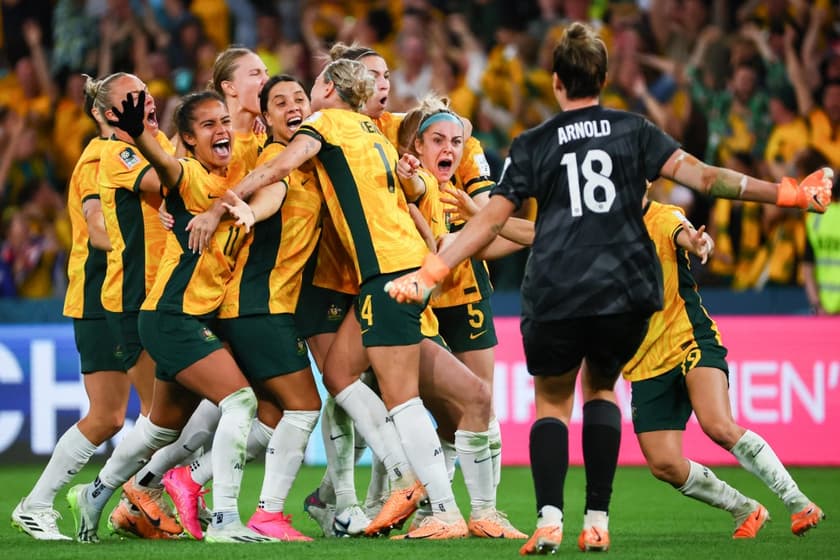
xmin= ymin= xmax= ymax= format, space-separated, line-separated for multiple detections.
xmin=660 ymin=148 xmax=833 ymax=213
xmin=385 ymin=195 xmax=516 ymax=303
xmin=108 ymin=91 xmax=182 ymax=188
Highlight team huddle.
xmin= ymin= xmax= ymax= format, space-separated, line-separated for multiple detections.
xmin=10 ymin=23 xmax=829 ymax=553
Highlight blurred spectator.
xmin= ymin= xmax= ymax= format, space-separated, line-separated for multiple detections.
xmin=52 ymin=71 xmax=97 ymax=184
xmin=803 ymin=175 xmax=840 ymax=315
xmin=254 ymin=8 xmax=304 ymax=78
xmin=51 ymin=0 xmax=98 ymax=74
xmin=389 ymin=13 xmax=434 ymax=111
xmin=191 ymin=0 xmax=231 ymax=51
xmin=704 ymin=152 xmax=765 ymax=288
xmin=0 ymin=178 xmax=68 ymax=298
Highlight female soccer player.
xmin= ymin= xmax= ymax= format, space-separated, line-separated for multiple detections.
xmin=11 ymin=84 xmax=140 ymax=541
xmin=166 ymin=75 xmax=323 ymax=542
xmin=67 ymin=89 xmax=269 ymax=544
xmin=63 ymin=72 xmax=183 ymax=539
xmin=189 ymin=57 xmax=472 ymax=539
xmin=385 ymin=22 xmax=832 ymax=554
xmin=625 ymin=199 xmax=825 ymax=539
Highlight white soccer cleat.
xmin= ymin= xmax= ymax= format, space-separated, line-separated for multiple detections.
xmin=333 ymin=505 xmax=371 ymax=537
xmin=205 ymin=521 xmax=277 ymax=543
xmin=11 ymin=500 xmax=72 ymax=541
xmin=66 ymin=484 xmax=102 ymax=543
xmin=303 ymin=488 xmax=337 ymax=537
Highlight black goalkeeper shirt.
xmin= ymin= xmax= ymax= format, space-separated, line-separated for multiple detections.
xmin=491 ymin=104 xmax=680 ymax=321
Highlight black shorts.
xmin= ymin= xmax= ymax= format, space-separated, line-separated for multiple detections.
xmin=521 ymin=312 xmax=651 ymax=378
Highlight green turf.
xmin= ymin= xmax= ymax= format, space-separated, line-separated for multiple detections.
xmin=0 ymin=463 xmax=835 ymax=559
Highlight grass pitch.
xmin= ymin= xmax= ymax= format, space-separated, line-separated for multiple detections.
xmin=0 ymin=463 xmax=835 ymax=559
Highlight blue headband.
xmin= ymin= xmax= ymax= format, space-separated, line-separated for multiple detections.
xmin=418 ymin=111 xmax=463 ymax=136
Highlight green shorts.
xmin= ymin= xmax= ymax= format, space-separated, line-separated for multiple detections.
xmin=217 ymin=314 xmax=310 ymax=381
xmin=73 ymin=318 xmax=126 ymax=374
xmin=104 ymin=310 xmax=143 ymax=370
xmin=433 ymin=299 xmax=498 ymax=353
xmin=355 ymin=272 xmax=425 ymax=347
xmin=631 ymin=338 xmax=729 ymax=434
xmin=295 ymin=284 xmax=354 ymax=339
xmin=425 ymin=333 xmax=449 ymax=350
xmin=138 ymin=310 xmax=223 ymax=381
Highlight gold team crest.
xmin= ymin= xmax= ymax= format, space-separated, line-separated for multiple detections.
xmin=327 ymin=304 xmax=343 ymax=322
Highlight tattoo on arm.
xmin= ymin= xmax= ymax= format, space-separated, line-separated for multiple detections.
xmin=707 ymin=167 xmax=746 ymax=199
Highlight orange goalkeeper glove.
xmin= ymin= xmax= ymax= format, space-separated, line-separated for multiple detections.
xmin=384 ymin=253 xmax=451 ymax=304
xmin=777 ymin=167 xmax=834 ymax=213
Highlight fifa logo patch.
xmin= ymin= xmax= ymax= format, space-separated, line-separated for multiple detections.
xmin=200 ymin=327 xmax=218 ymax=342
xmin=296 ymin=338 xmax=306 ymax=356
xmin=114 ymin=344 xmax=125 ymax=359
xmin=119 ymin=147 xmax=141 ymax=170
xmin=327 ymin=303 xmax=343 ymax=321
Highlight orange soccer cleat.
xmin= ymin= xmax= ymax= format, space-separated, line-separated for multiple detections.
xmin=791 ymin=502 xmax=825 ymax=536
xmin=365 ymin=481 xmax=424 ymax=536
xmin=733 ymin=503 xmax=770 ymax=539
xmin=519 ymin=525 xmax=563 ymax=555
xmin=468 ymin=509 xmax=528 ymax=539
xmin=107 ymin=498 xmax=180 ymax=540
xmin=390 ymin=515 xmax=468 ymax=540
xmin=578 ymin=527 xmax=610 ymax=551
xmin=121 ymin=476 xmax=182 ymax=536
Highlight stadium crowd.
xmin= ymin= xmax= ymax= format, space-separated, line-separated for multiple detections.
xmin=0 ymin=0 xmax=838 ymax=300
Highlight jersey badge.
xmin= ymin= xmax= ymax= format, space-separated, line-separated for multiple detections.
xmin=118 ymin=147 xmax=142 ymax=170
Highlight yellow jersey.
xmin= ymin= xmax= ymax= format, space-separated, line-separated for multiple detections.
xmin=234 ymin=129 xmax=267 ymax=172
xmin=142 ymin=158 xmax=249 ymax=315
xmin=297 ymin=108 xmax=427 ymax=283
xmin=218 ymin=141 xmax=323 ymax=318
xmin=808 ymin=109 xmax=840 ymax=169
xmin=99 ymin=133 xmax=174 ymax=312
xmin=311 ymin=215 xmax=359 ymax=295
xmin=63 ymin=137 xmax=109 ymax=319
xmin=623 ymin=201 xmax=723 ymax=382
xmin=372 ymin=111 xmax=403 ymax=149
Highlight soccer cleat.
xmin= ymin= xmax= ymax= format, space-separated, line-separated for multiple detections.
xmin=468 ymin=508 xmax=528 ymax=539
xmin=791 ymin=502 xmax=825 ymax=536
xmin=122 ymin=476 xmax=181 ymax=535
xmin=733 ymin=503 xmax=770 ymax=539
xmin=365 ymin=481 xmax=424 ymax=536
xmin=197 ymin=493 xmax=212 ymax=531
xmin=333 ymin=505 xmax=371 ymax=537
xmin=519 ymin=525 xmax=563 ymax=555
xmin=390 ymin=515 xmax=468 ymax=540
xmin=408 ymin=498 xmax=432 ymax=532
xmin=205 ymin=520 xmax=277 ymax=543
xmin=107 ymin=497 xmax=179 ymax=540
xmin=578 ymin=527 xmax=610 ymax=551
xmin=66 ymin=484 xmax=101 ymax=543
xmin=303 ymin=488 xmax=337 ymax=537
xmin=162 ymin=465 xmax=207 ymax=540
xmin=11 ymin=499 xmax=72 ymax=541
xmin=246 ymin=509 xmax=312 ymax=541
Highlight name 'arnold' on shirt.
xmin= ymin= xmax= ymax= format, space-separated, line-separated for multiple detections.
xmin=557 ymin=119 xmax=611 ymax=145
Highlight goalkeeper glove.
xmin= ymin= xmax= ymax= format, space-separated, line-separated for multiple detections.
xmin=777 ymin=167 xmax=834 ymax=213
xmin=108 ymin=90 xmax=147 ymax=138
xmin=384 ymin=253 xmax=451 ymax=304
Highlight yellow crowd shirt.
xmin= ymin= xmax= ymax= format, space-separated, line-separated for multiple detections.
xmin=623 ymin=201 xmax=723 ymax=382
xmin=218 ymin=141 xmax=323 ymax=318
xmin=99 ymin=132 xmax=174 ymax=312
xmin=142 ymin=158 xmax=249 ymax=315
xmin=297 ymin=108 xmax=427 ymax=283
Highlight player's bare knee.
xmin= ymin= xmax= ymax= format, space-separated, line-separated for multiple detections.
xmin=648 ymin=458 xmax=683 ymax=485
xmin=701 ymin=420 xmax=740 ymax=449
